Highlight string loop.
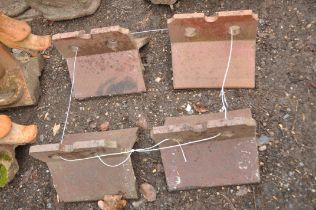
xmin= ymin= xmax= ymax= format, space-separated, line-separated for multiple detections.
xmin=59 ymin=133 xmax=221 ymax=167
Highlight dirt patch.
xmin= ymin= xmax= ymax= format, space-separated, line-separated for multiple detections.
xmin=1 ymin=0 xmax=315 ymax=209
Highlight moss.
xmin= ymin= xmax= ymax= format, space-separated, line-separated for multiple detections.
xmin=0 ymin=151 xmax=11 ymax=161
xmin=0 ymin=164 xmax=8 ymax=187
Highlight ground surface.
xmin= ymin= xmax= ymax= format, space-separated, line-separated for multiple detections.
xmin=1 ymin=0 xmax=316 ymax=209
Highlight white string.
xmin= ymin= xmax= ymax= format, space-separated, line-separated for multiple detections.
xmin=219 ymin=29 xmax=234 ymax=120
xmin=60 ymin=47 xmax=78 ymax=143
xmin=59 ymin=133 xmax=221 ymax=167
xmin=130 ymin=28 xmax=168 ymax=35
xmin=56 ymin=27 xmax=228 ymax=167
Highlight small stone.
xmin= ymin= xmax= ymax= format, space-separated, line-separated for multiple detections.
xmin=132 ymin=200 xmax=144 ymax=208
xmin=259 ymin=145 xmax=267 ymax=151
xmin=155 ymin=163 xmax=164 ymax=173
xmin=283 ymin=114 xmax=290 ymax=119
xmin=236 ymin=186 xmax=249 ymax=196
xmin=136 ymin=114 xmax=148 ymax=129
xmin=39 ymin=135 xmax=44 ymax=142
xmin=89 ymin=121 xmax=97 ymax=129
xmin=140 ymin=183 xmax=156 ymax=202
xmin=155 ymin=77 xmax=162 ymax=83
xmin=98 ymin=200 xmax=105 ymax=209
xmin=185 ymin=104 xmax=193 ymax=114
xmin=99 ymin=122 xmax=109 ymax=131
xmin=257 ymin=135 xmax=271 ymax=145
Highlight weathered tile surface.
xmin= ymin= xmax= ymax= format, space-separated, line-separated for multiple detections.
xmin=168 ymin=10 xmax=258 ymax=89
xmin=52 ymin=26 xmax=146 ymax=99
xmin=30 ymin=128 xmax=139 ymax=202
xmin=151 ymin=109 xmax=260 ymax=190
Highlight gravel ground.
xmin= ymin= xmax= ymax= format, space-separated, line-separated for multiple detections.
xmin=0 ymin=0 xmax=316 ymax=209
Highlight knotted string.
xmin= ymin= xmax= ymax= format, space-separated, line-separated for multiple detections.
xmin=59 ymin=133 xmax=221 ymax=167
xmin=57 ymin=27 xmax=233 ymax=167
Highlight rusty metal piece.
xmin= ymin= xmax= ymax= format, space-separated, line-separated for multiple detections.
xmin=0 ymin=43 xmax=43 ymax=109
xmin=30 ymin=128 xmax=139 ymax=202
xmin=53 ymin=26 xmax=147 ymax=99
xmin=151 ymin=109 xmax=260 ymax=190
xmin=168 ymin=10 xmax=258 ymax=89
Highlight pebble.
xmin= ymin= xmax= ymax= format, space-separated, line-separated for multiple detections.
xmin=259 ymin=145 xmax=267 ymax=151
xmin=39 ymin=135 xmax=44 ymax=142
xmin=132 ymin=200 xmax=144 ymax=208
xmin=140 ymin=183 xmax=156 ymax=202
xmin=99 ymin=122 xmax=109 ymax=131
xmin=136 ymin=114 xmax=148 ymax=129
xmin=236 ymin=186 xmax=249 ymax=196
xmin=89 ymin=121 xmax=97 ymax=129
xmin=155 ymin=77 xmax=162 ymax=83
xmin=257 ymin=135 xmax=271 ymax=145
xmin=185 ymin=104 xmax=193 ymax=114
xmin=155 ymin=163 xmax=164 ymax=173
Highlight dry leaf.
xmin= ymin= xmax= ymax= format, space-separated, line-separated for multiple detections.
xmin=98 ymin=195 xmax=127 ymax=210
xmin=52 ymin=123 xmax=60 ymax=136
xmin=192 ymin=102 xmax=208 ymax=113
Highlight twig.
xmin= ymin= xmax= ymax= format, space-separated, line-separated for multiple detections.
xmin=288 ymin=100 xmax=315 ymax=150
xmin=252 ymin=186 xmax=257 ymax=210
xmin=292 ymin=133 xmax=316 ymax=150
xmin=291 ymin=100 xmax=299 ymax=132
xmin=219 ymin=193 xmax=236 ymax=210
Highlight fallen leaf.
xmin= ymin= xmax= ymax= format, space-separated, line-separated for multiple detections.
xmin=52 ymin=123 xmax=60 ymax=136
xmin=193 ymin=102 xmax=208 ymax=113
xmin=98 ymin=195 xmax=127 ymax=210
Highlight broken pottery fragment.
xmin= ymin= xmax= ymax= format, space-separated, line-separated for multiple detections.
xmin=151 ymin=109 xmax=260 ymax=191
xmin=52 ymin=26 xmax=148 ymax=99
xmin=30 ymin=128 xmax=139 ymax=202
xmin=0 ymin=115 xmax=37 ymax=187
xmin=25 ymin=0 xmax=101 ymax=21
xmin=168 ymin=10 xmax=258 ymax=89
